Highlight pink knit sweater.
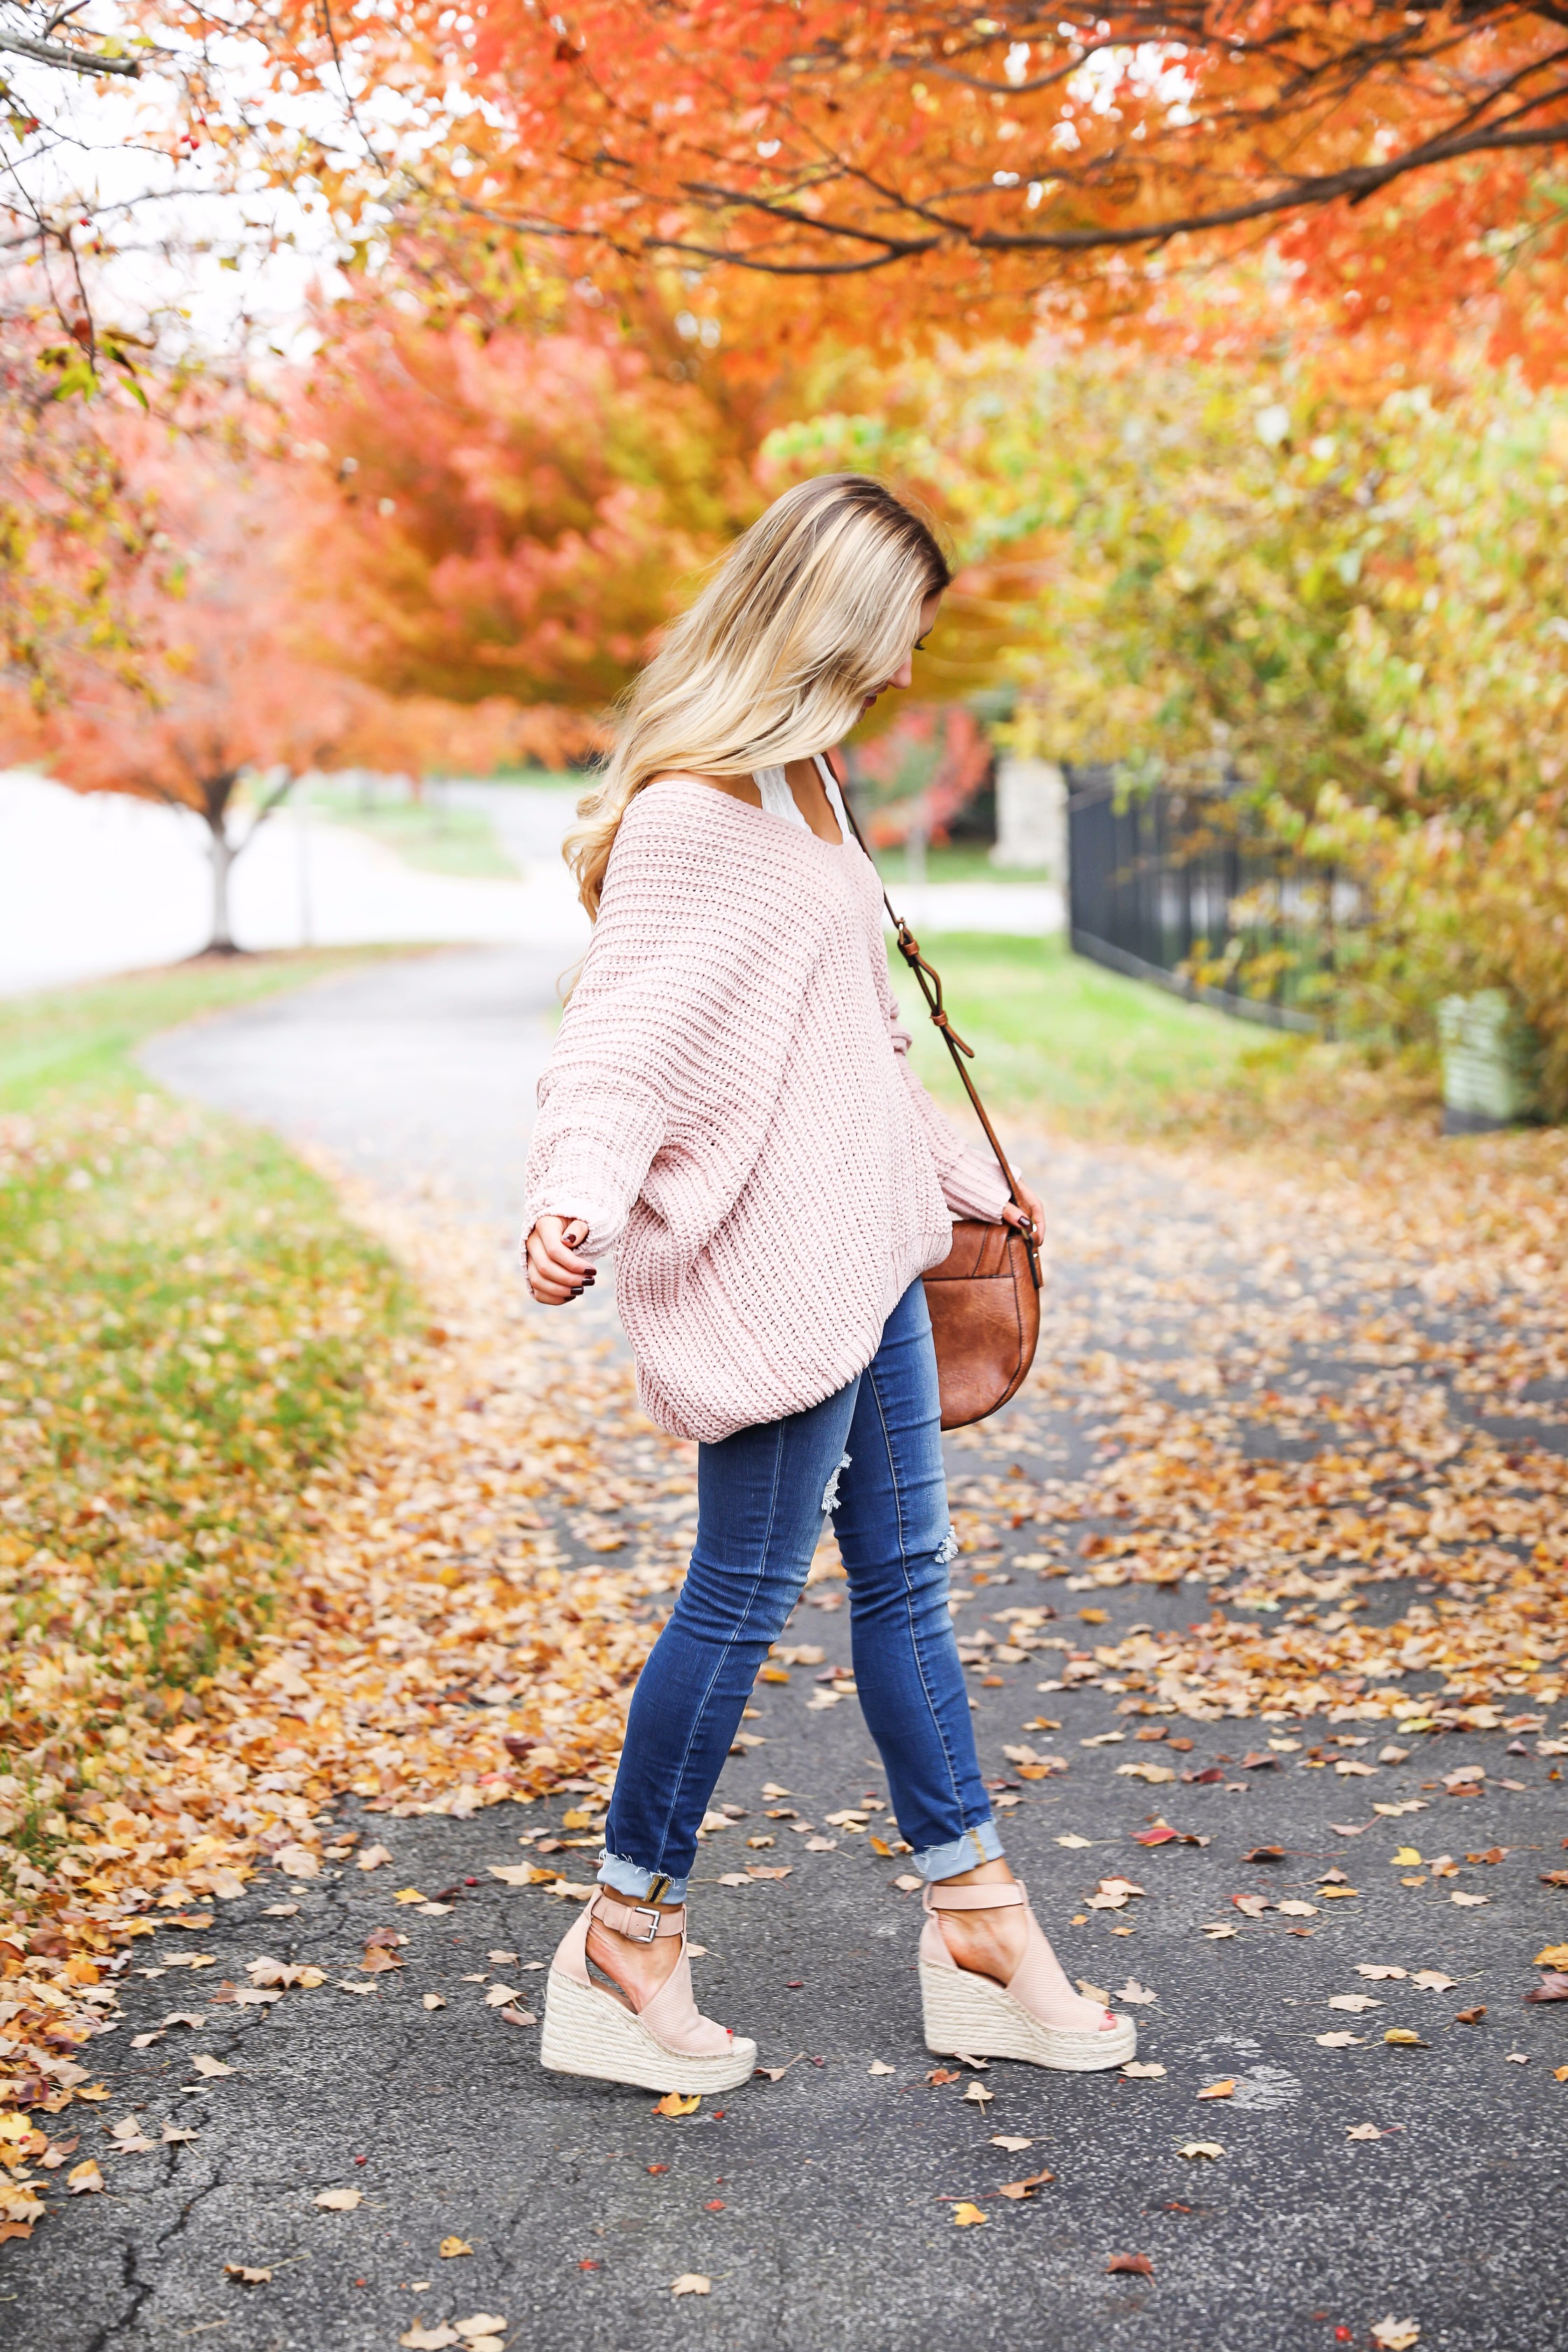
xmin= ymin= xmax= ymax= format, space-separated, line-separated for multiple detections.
xmin=524 ymin=776 xmax=1011 ymax=1442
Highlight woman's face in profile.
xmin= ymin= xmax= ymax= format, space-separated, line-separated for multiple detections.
xmin=862 ymin=589 xmax=944 ymax=715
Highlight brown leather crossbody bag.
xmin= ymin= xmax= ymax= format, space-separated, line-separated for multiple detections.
xmin=827 ymin=752 xmax=1042 ymax=1430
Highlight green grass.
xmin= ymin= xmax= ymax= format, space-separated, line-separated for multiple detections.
xmin=874 ymin=844 xmax=1052 ymax=887
xmin=0 ymin=955 xmax=409 ymax=1835
xmin=894 ymin=932 xmax=1295 ymax=1133
xmin=302 ymin=788 xmax=517 ymax=879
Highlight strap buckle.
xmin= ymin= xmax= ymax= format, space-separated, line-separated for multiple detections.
xmin=626 ymin=1903 xmax=664 ymax=1944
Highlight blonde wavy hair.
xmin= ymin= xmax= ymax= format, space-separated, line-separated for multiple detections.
xmin=564 ymin=473 xmax=951 ymax=919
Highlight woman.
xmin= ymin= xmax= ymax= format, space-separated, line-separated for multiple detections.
xmin=522 ymin=474 xmax=1135 ymax=2093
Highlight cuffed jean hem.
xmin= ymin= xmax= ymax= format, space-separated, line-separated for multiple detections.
xmin=596 ymin=1849 xmax=690 ymax=1906
xmin=911 ymin=1819 xmax=1004 ymax=1882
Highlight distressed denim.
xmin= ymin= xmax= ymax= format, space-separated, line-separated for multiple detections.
xmin=598 ymin=1279 xmax=1000 ymax=1904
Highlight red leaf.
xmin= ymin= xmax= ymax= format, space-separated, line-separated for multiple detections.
xmin=1106 ymin=2252 xmax=1154 ymax=2277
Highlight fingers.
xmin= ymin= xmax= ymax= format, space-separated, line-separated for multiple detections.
xmin=524 ymin=1216 xmax=596 ymax=1306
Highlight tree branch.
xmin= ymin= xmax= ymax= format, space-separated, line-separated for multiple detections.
xmin=0 ymin=23 xmax=140 ymax=74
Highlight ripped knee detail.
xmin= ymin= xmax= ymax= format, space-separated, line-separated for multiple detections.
xmin=936 ymin=1523 xmax=960 ymax=1567
xmin=822 ymin=1452 xmax=851 ymax=1516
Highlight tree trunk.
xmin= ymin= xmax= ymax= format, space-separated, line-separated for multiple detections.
xmin=204 ymin=811 xmax=241 ymax=955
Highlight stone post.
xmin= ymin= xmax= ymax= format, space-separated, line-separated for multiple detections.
xmin=990 ymin=755 xmax=1066 ymax=881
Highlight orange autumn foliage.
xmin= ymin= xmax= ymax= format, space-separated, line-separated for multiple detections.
xmin=229 ymin=4 xmax=1568 ymax=370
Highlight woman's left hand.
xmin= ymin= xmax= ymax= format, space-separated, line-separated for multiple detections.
xmin=1002 ymin=1177 xmax=1045 ymax=1244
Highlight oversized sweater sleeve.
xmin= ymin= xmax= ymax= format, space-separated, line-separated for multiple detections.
xmin=885 ymin=988 xmax=1014 ymax=1224
xmin=524 ymin=787 xmax=817 ymax=1258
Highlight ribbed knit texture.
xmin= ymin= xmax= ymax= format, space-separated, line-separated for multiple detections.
xmin=524 ymin=777 xmax=1012 ymax=1442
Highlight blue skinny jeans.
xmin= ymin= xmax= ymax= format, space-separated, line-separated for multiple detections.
xmin=598 ymin=1279 xmax=1002 ymax=1905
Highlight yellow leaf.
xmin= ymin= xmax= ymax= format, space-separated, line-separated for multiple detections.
xmin=75 ymin=2083 xmax=111 ymax=2102
xmin=67 ymin=2159 xmax=104 ymax=2194
xmin=1391 ymin=1848 xmax=1422 ymax=1866
xmin=1196 ymin=2079 xmax=1234 ymax=2100
xmin=393 ymin=1887 xmax=428 ymax=1904
xmin=1552 ymin=2066 xmax=1568 ymax=2082
xmin=440 ymin=2236 xmax=474 ymax=2258
xmin=951 ymin=2202 xmax=988 ymax=2226
xmin=1534 ymin=1943 xmax=1568 ymax=1970
xmin=1384 ymin=2029 xmax=1428 ymax=2047
xmin=869 ymin=1835 xmax=893 ymax=1856
xmin=652 ymin=2092 xmax=701 ymax=2118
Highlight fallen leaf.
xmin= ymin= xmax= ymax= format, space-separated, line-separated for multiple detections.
xmin=1524 ymin=1975 xmax=1568 ymax=2004
xmin=453 ymin=2316 xmax=507 ymax=2340
xmin=754 ymin=2055 xmax=802 ymax=2084
xmin=1105 ymin=2253 xmax=1154 ymax=2275
xmin=1450 ymin=1891 xmax=1488 ymax=1908
xmin=1411 ymin=1970 xmax=1457 ymax=1991
xmin=400 ymin=2328 xmax=460 ymax=2351
xmin=1116 ymin=1980 xmax=1157 ymax=2005
xmin=990 ymin=2136 xmax=1034 ymax=2152
xmin=1454 ymin=2005 xmax=1488 ymax=2025
xmin=191 ymin=2055 xmax=233 ymax=2078
xmin=1554 ymin=2066 xmax=1568 ymax=2082
xmin=1346 ymin=2123 xmax=1385 ymax=2140
xmin=996 ymin=2168 xmax=1054 ymax=2200
xmin=1355 ymin=1966 xmax=1408 ymax=1981
xmin=670 ymin=2274 xmax=711 ymax=2296
xmin=440 ymin=2237 xmax=474 ymax=2258
xmin=652 ymin=2093 xmax=701 ymax=2118
xmin=483 ymin=1984 xmax=522 ymax=2008
xmin=1534 ymin=1943 xmax=1568 ymax=1970
xmin=1196 ymin=2080 xmax=1234 ymax=2100
xmin=927 ymin=2068 xmax=961 ymax=2087
xmin=487 ymin=1864 xmax=558 ymax=1889
xmin=1505 ymin=2052 xmax=1530 ymax=2065
xmin=1319 ymin=1886 xmax=1360 ymax=1900
xmin=1055 ymin=1834 xmax=1093 ymax=1849
xmin=356 ymin=1844 xmax=394 ymax=1871
xmin=1370 ymin=2318 xmax=1420 ymax=2351
xmin=224 ymin=2264 xmax=273 ymax=2285
xmin=1278 ymin=1901 xmax=1318 ymax=1918
xmin=961 ymin=2081 xmax=994 ymax=2106
xmin=66 ymin=2159 xmax=104 ymax=2194
xmin=1384 ymin=2029 xmax=1428 ymax=2047
xmin=1329 ymin=1994 xmax=1382 ymax=2012
xmin=1121 ymin=2062 xmax=1167 ymax=2080
xmin=868 ymin=2060 xmax=896 ymax=2076
xmin=1242 ymin=1846 xmax=1285 ymax=1864
xmin=315 ymin=2187 xmax=363 ymax=2211
xmin=424 ymin=1994 xmax=447 ymax=2011
xmin=1178 ymin=2141 xmax=1224 ymax=2160
xmin=951 ymin=2202 xmax=988 ymax=2227
xmin=894 ymin=1874 xmax=923 ymax=1891
xmin=1316 ymin=2033 xmax=1363 ymax=2047
xmin=1076 ymin=1980 xmax=1111 ymax=2004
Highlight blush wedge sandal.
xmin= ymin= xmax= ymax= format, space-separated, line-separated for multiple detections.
xmin=920 ymin=1879 xmax=1138 ymax=2073
xmin=540 ymin=1892 xmax=757 ymax=2094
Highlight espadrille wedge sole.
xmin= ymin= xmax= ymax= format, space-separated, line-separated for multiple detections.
xmin=920 ymin=1956 xmax=1136 ymax=2073
xmin=540 ymin=1967 xmax=757 ymax=2093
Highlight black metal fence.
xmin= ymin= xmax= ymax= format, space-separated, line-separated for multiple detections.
xmin=1066 ymin=770 xmax=1357 ymax=1034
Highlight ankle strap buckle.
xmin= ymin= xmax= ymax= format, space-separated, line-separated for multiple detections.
xmin=626 ymin=1903 xmax=664 ymax=1944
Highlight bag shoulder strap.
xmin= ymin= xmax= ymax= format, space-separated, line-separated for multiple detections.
xmin=824 ymin=746 xmax=1040 ymax=1284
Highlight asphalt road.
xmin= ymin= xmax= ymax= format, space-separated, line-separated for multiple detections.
xmin=8 ymin=947 xmax=1561 ymax=2352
